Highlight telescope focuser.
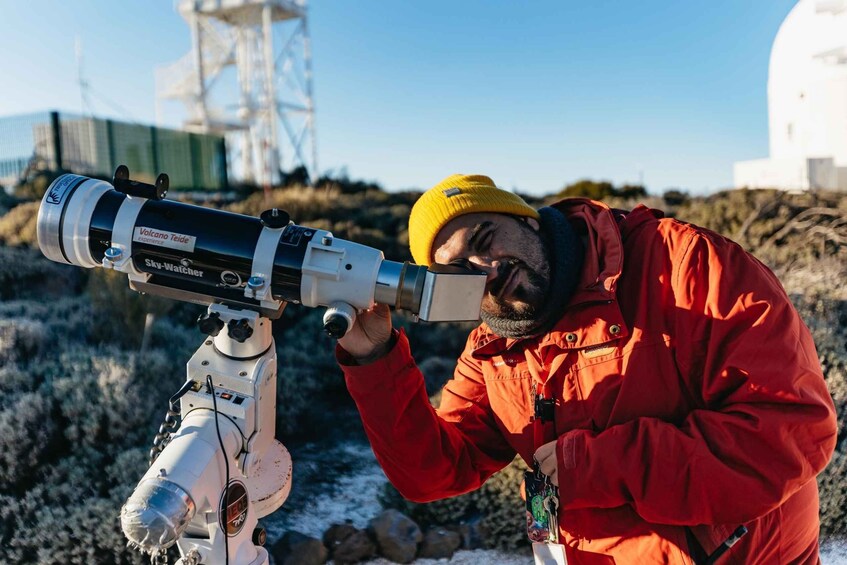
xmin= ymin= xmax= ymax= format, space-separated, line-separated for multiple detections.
xmin=323 ymin=316 xmax=348 ymax=339
xmin=322 ymin=302 xmax=357 ymax=339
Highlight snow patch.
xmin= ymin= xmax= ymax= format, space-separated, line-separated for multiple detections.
xmin=822 ymin=539 xmax=847 ymax=564
xmin=264 ymin=442 xmax=388 ymax=541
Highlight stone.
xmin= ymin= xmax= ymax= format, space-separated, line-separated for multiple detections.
xmin=269 ymin=530 xmax=328 ymax=565
xmin=418 ymin=527 xmax=461 ymax=559
xmin=367 ymin=509 xmax=423 ymax=564
xmin=323 ymin=523 xmax=358 ymax=550
xmin=323 ymin=523 xmax=376 ymax=564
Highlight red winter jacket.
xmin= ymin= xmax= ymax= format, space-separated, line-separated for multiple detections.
xmin=339 ymin=199 xmax=837 ymax=564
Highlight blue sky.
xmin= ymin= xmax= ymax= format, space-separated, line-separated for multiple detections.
xmin=0 ymin=0 xmax=798 ymax=195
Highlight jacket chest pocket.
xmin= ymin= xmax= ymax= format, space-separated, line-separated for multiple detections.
xmin=574 ymin=338 xmax=688 ymax=431
xmin=483 ymin=364 xmax=534 ymax=455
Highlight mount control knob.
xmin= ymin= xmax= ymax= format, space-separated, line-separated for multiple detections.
xmin=227 ymin=318 xmax=253 ymax=343
xmin=197 ymin=312 xmax=225 ymax=336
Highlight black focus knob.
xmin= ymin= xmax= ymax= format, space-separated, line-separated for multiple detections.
xmin=197 ymin=312 xmax=225 ymax=336
xmin=260 ymin=208 xmax=290 ymax=229
xmin=252 ymin=527 xmax=267 ymax=546
xmin=323 ymin=313 xmax=349 ymax=339
xmin=227 ymin=318 xmax=254 ymax=343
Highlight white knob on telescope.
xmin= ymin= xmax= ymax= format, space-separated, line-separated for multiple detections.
xmin=322 ymin=302 xmax=357 ymax=338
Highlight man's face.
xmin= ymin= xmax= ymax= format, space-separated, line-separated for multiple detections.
xmin=432 ymin=212 xmax=551 ymax=321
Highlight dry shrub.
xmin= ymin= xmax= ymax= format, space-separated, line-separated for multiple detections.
xmin=226 ymin=184 xmax=341 ymax=220
xmin=0 ymin=201 xmax=39 ymax=246
xmin=0 ymin=247 xmax=82 ymax=299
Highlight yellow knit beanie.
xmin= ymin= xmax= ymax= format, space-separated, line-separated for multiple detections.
xmin=408 ymin=174 xmax=539 ymax=265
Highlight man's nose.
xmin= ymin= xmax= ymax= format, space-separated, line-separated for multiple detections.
xmin=470 ymin=259 xmax=500 ymax=283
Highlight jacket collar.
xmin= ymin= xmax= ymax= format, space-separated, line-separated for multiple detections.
xmin=471 ymin=198 xmax=632 ymax=358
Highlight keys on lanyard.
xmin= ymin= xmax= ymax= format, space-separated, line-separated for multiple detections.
xmin=525 ymin=462 xmax=559 ymax=543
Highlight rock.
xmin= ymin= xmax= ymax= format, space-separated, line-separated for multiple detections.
xmin=367 ymin=509 xmax=423 ymax=564
xmin=269 ymin=530 xmax=328 ymax=565
xmin=333 ymin=530 xmax=377 ymax=564
xmin=418 ymin=527 xmax=461 ymax=559
xmin=323 ymin=523 xmax=376 ymax=564
xmin=323 ymin=523 xmax=358 ymax=551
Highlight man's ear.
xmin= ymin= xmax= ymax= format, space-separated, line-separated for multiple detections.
xmin=526 ymin=217 xmax=540 ymax=231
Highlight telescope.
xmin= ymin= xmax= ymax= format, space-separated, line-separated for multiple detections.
xmin=37 ymin=167 xmax=486 ymax=331
xmin=36 ymin=168 xmax=486 ymax=565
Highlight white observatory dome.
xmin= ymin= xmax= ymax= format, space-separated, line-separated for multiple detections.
xmin=735 ymin=0 xmax=847 ymax=190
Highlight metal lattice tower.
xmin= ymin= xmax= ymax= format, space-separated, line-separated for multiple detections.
xmin=157 ymin=0 xmax=318 ymax=186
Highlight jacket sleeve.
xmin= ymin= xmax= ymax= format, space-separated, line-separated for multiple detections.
xmin=340 ymin=328 xmax=516 ymax=502
xmin=556 ymin=229 xmax=838 ymax=525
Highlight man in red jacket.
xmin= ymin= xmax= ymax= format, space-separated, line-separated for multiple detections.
xmin=336 ymin=174 xmax=837 ymax=564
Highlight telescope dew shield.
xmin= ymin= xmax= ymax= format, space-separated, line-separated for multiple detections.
xmin=38 ymin=175 xmax=114 ymax=268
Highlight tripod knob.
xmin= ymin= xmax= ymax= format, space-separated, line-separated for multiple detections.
xmin=227 ymin=318 xmax=254 ymax=343
xmin=197 ymin=312 xmax=225 ymax=336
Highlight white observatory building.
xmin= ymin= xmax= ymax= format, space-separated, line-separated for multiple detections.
xmin=734 ymin=0 xmax=847 ymax=191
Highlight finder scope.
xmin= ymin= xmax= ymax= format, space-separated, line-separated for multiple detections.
xmin=37 ymin=172 xmax=486 ymax=324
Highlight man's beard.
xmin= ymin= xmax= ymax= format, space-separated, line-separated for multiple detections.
xmin=478 ymin=207 xmax=583 ymax=339
xmin=482 ymin=257 xmax=550 ymax=322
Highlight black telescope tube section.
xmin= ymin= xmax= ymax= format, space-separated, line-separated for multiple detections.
xmin=89 ymin=190 xmax=126 ymax=260
xmin=86 ymin=189 xmax=312 ymax=305
xmin=132 ymin=199 xmax=262 ymax=297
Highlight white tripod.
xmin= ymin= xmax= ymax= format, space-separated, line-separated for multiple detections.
xmin=121 ymin=303 xmax=292 ymax=565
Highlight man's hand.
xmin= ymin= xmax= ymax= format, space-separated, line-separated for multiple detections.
xmin=338 ymin=303 xmax=393 ymax=363
xmin=534 ymin=439 xmax=559 ymax=487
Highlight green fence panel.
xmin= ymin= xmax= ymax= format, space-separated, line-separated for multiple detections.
xmin=0 ymin=111 xmax=228 ymax=191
